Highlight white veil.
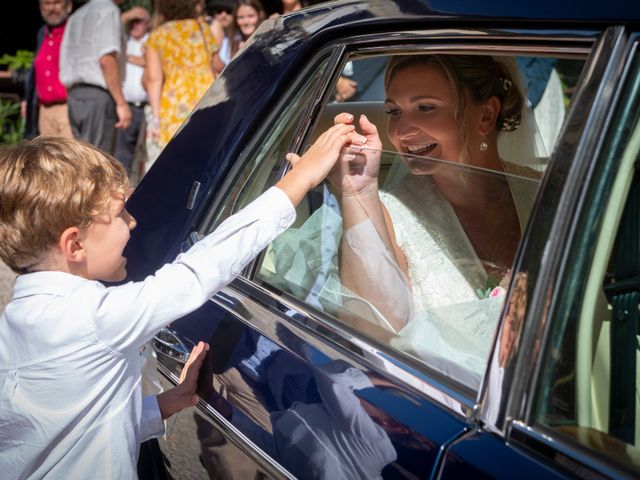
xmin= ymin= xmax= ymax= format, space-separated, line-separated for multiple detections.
xmin=495 ymin=56 xmax=550 ymax=170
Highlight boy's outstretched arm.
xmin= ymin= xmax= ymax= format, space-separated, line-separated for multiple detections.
xmin=92 ymin=125 xmax=359 ymax=354
xmin=275 ymin=121 xmax=359 ymax=206
xmin=156 ymin=341 xmax=209 ymax=419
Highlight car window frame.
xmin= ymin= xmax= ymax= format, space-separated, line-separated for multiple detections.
xmin=196 ymin=28 xmax=603 ymax=421
xmin=254 ymin=36 xmax=595 ymax=405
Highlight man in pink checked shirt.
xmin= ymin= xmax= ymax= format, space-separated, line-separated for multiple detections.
xmin=23 ymin=0 xmax=73 ymax=139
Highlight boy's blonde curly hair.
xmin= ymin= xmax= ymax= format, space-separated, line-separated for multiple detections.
xmin=0 ymin=136 xmax=130 ymax=274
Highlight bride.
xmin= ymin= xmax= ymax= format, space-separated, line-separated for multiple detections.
xmin=325 ymin=55 xmax=542 ymax=380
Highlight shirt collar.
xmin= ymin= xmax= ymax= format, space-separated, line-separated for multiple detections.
xmin=45 ymin=22 xmax=66 ymax=37
xmin=12 ymin=271 xmax=93 ymax=300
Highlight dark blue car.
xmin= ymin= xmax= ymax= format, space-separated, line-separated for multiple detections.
xmin=126 ymin=1 xmax=640 ymax=478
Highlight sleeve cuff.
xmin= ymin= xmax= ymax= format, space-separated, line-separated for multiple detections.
xmin=261 ymin=186 xmax=297 ymax=228
xmin=97 ymin=45 xmax=120 ymax=58
xmin=140 ymin=395 xmax=165 ymax=441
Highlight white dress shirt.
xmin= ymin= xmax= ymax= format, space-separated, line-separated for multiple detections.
xmin=122 ymin=34 xmax=148 ymax=104
xmin=59 ymin=0 xmax=125 ymax=89
xmin=218 ymin=32 xmax=242 ymax=67
xmin=0 ymin=187 xmax=295 ymax=479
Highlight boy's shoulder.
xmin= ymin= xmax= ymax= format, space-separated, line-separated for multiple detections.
xmin=1 ymin=272 xmax=106 ymax=364
xmin=11 ymin=271 xmax=98 ymax=301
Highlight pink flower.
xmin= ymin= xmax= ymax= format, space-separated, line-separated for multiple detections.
xmin=489 ymin=286 xmax=506 ymax=298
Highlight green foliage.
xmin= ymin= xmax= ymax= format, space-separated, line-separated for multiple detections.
xmin=121 ymin=0 xmax=152 ymax=13
xmin=0 ymin=100 xmax=24 ymax=145
xmin=0 ymin=50 xmax=35 ymax=71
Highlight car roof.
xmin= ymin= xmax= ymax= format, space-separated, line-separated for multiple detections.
xmin=298 ymin=0 xmax=639 ymax=23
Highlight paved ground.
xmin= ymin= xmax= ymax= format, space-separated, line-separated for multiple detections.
xmin=0 ymin=261 xmax=16 ymax=312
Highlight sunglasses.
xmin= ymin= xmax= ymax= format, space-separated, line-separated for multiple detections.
xmin=214 ymin=6 xmax=233 ymax=14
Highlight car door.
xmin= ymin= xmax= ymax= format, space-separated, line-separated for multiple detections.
xmin=145 ymin=23 xmax=609 ymax=480
xmin=439 ymin=28 xmax=640 ymax=479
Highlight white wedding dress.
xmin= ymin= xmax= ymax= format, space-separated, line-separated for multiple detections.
xmin=379 ymin=163 xmax=540 ymax=384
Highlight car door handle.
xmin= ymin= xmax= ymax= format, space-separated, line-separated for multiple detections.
xmin=151 ymin=327 xmax=191 ymax=363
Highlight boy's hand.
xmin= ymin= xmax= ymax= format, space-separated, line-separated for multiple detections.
xmin=156 ymin=341 xmax=209 ymax=420
xmin=288 ymin=122 xmax=359 ymax=188
xmin=276 ymin=122 xmax=357 ymax=206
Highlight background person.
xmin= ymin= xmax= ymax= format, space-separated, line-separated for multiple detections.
xmin=229 ymin=0 xmax=265 ymax=58
xmin=268 ymin=0 xmax=306 ymax=18
xmin=281 ymin=0 xmax=305 ymax=14
xmin=208 ymin=0 xmax=237 ymax=74
xmin=22 ymin=0 xmax=73 ymax=139
xmin=114 ymin=8 xmax=150 ymax=176
xmin=335 ymin=57 xmax=387 ymax=103
xmin=60 ymin=0 xmax=132 ymax=153
xmin=143 ymin=0 xmax=217 ymax=152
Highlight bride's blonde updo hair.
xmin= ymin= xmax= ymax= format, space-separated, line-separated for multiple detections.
xmin=384 ymin=54 xmax=524 ymax=134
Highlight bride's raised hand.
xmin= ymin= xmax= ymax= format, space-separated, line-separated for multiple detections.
xmin=328 ymin=112 xmax=383 ymax=197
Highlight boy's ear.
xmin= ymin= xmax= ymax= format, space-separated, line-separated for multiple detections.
xmin=478 ymin=95 xmax=501 ymax=135
xmin=58 ymin=226 xmax=86 ymax=263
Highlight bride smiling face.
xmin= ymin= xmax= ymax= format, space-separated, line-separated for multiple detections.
xmin=384 ymin=63 xmax=486 ymax=174
xmin=383 ymin=55 xmax=525 ymax=176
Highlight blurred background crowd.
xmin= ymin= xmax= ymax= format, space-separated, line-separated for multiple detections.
xmin=0 ymin=0 xmax=324 ymax=184
xmin=0 ymin=0 xmax=326 ymax=309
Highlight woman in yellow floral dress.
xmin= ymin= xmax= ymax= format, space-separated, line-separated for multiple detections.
xmin=144 ymin=0 xmax=216 ymax=149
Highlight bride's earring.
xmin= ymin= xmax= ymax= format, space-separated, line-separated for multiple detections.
xmin=479 ymin=136 xmax=488 ymax=152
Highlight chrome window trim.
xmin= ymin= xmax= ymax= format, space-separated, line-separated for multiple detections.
xmin=336 ymin=28 xmax=597 ymax=47
xmin=351 ymin=41 xmax=591 ymax=57
xmin=157 ymin=364 xmax=295 ymax=480
xmin=332 ymin=27 xmax=596 ymax=58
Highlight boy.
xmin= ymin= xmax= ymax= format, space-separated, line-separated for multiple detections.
xmin=0 ymin=122 xmax=357 ymax=479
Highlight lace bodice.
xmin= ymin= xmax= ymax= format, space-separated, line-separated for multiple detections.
xmin=381 ymin=169 xmax=538 ymax=375
xmin=380 ymin=174 xmax=488 ymax=310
